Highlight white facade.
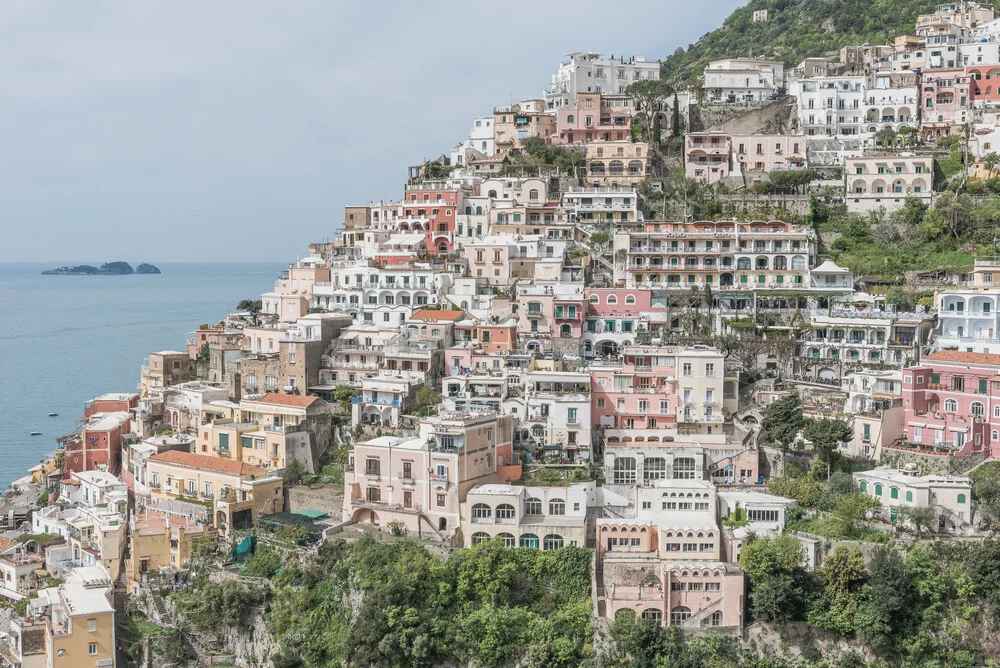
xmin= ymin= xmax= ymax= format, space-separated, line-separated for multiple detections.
xmin=935 ymin=282 xmax=1000 ymax=353
xmin=854 ymin=465 xmax=972 ymax=532
xmin=844 ymin=155 xmax=933 ymax=212
xmin=545 ymin=52 xmax=660 ymax=109
xmin=461 ymin=482 xmax=595 ymax=548
xmin=795 ymin=76 xmax=866 ymax=137
xmin=864 ymin=74 xmax=919 ymax=136
xmin=703 ymin=58 xmax=783 ymax=103
xmin=560 ymin=185 xmax=639 ymax=224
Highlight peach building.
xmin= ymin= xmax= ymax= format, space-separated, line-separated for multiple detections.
xmin=126 ymin=503 xmax=217 ymax=592
xmin=550 ymin=93 xmax=633 ymax=144
xmin=585 ymin=141 xmax=650 ymax=187
xmin=343 ymin=412 xmax=518 ymax=539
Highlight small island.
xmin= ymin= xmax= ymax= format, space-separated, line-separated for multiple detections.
xmin=42 ymin=261 xmax=161 ymax=276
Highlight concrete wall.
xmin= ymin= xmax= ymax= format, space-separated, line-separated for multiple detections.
xmin=286 ymin=483 xmax=343 ymax=517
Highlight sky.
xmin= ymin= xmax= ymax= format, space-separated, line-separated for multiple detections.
xmin=0 ymin=0 xmax=746 ymax=263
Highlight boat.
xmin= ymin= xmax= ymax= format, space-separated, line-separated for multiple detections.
xmin=29 ymin=432 xmax=42 ymax=436
xmin=48 ymin=413 xmax=58 ymax=417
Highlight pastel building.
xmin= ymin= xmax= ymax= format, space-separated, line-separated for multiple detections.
xmin=551 ymin=93 xmax=633 ymax=144
xmin=544 ymin=52 xmax=660 ymax=109
xmin=901 ymin=350 xmax=1000 ymax=456
xmin=935 ymin=259 xmax=1000 ymax=352
xmin=585 ymin=141 xmax=650 ymax=187
xmin=795 ymin=75 xmax=865 ymax=137
xmin=685 ymin=132 xmax=731 ymax=184
xmin=561 ymin=185 xmax=638 ymax=225
xmin=845 ymin=154 xmax=933 ymax=212
xmin=460 ymin=482 xmax=595 ymax=548
xmin=343 ymin=413 xmax=517 ymax=539
xmin=921 ymin=68 xmax=971 ymax=127
xmin=855 ymin=465 xmax=972 ymax=531
xmin=582 ymin=288 xmax=655 ymax=358
xmin=703 ymin=58 xmax=783 ymax=102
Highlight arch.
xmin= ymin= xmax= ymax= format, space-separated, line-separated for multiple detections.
xmin=670 ymin=606 xmax=692 ymax=625
xmin=487 ymin=190 xmax=497 ymax=199
xmin=589 ymin=162 xmax=606 ymax=176
xmin=496 ymin=503 xmax=515 ymax=520
xmin=471 ymin=531 xmax=491 ymax=546
xmin=625 ymin=294 xmax=636 ymax=304
xmin=627 ymin=160 xmax=644 ymax=175
xmin=607 ymin=294 xmax=618 ymax=304
xmin=608 ymin=160 xmax=625 ymax=176
xmin=476 ymin=205 xmax=483 ymax=215
xmin=549 ymin=498 xmax=566 ymax=515
xmin=528 ymin=188 xmax=539 ymax=201
xmin=543 ymin=534 xmax=564 ymax=550
xmin=567 ymin=114 xmax=575 ymax=123
xmin=519 ymin=533 xmax=539 ymax=548
xmin=641 ymin=608 xmax=663 ymax=624
xmin=614 ymin=457 xmax=637 ymax=484
xmin=890 ymin=487 xmax=899 ymax=500
xmin=874 ymin=483 xmax=883 ymax=496
xmin=944 ymin=398 xmax=958 ymax=413
xmin=472 ymin=503 xmax=492 ymax=520
xmin=971 ymin=401 xmax=985 ymax=417
xmin=754 ymin=256 xmax=769 ymax=270
xmin=525 ymin=497 xmax=542 ymax=515
xmin=673 ymin=457 xmax=696 ymax=479
xmin=958 ymin=493 xmax=967 ymax=504
xmin=560 ymin=324 xmax=572 ymax=337
xmin=643 ymin=457 xmax=668 ymax=482
xmin=773 ymin=256 xmax=787 ymax=270
xmin=589 ymin=294 xmax=600 ymax=303
xmin=498 ymin=532 xmax=516 ymax=547
xmin=737 ymin=257 xmax=751 ymax=270
xmin=859 ymin=481 xmax=868 ymax=492
xmin=791 ymin=255 xmax=806 ymax=270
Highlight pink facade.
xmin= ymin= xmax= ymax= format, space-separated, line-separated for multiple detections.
xmin=585 ymin=288 xmax=651 ymax=316
xmin=553 ymin=297 xmax=586 ymax=339
xmin=550 ymin=94 xmax=632 ymax=145
xmin=403 ymin=187 xmax=462 ymax=252
xmin=685 ymin=132 xmax=732 ymax=184
xmin=901 ymin=351 xmax=1000 ymax=456
xmin=591 ymin=350 xmax=678 ymax=430
xmin=922 ymin=69 xmax=971 ymax=125
xmin=968 ymin=65 xmax=1000 ymax=105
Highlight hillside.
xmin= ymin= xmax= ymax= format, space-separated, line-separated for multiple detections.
xmin=661 ymin=0 xmax=939 ymax=86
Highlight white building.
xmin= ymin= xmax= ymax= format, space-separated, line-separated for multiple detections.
xmin=544 ymin=52 xmax=660 ymax=109
xmin=451 ymin=115 xmax=495 ymax=166
xmin=864 ymin=73 xmax=919 ymax=137
xmin=561 ymin=185 xmax=639 ymax=225
xmin=935 ymin=260 xmax=1000 ymax=352
xmin=844 ymin=154 xmax=933 ymax=212
xmin=461 ymin=482 xmax=595 ymax=548
xmin=703 ymin=58 xmax=784 ymax=103
xmin=794 ymin=75 xmax=866 ymax=137
xmin=854 ymin=465 xmax=972 ymax=532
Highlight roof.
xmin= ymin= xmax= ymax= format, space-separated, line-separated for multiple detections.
xmin=925 ymin=350 xmax=1000 ymax=366
xmin=812 ymin=259 xmax=851 ymax=274
xmin=0 ymin=537 xmax=17 ymax=554
xmin=255 ymin=393 xmax=320 ymax=408
xmin=84 ymin=411 xmax=130 ymax=432
xmin=148 ymin=450 xmax=268 ymax=477
xmin=294 ymin=509 xmax=328 ymax=520
xmin=410 ymin=309 xmax=465 ymax=322
xmin=93 ymin=393 xmax=137 ymax=402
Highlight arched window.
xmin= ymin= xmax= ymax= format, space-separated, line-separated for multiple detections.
xmin=543 ymin=534 xmax=564 ymax=550
xmin=875 ymin=484 xmax=883 ymax=496
xmin=615 ymin=609 xmax=636 ymax=621
xmin=529 ymin=189 xmax=539 ymax=200
xmin=607 ymin=295 xmax=618 ymax=304
xmin=498 ymin=532 xmax=516 ymax=547
xmin=531 ymin=424 xmax=545 ymax=439
xmin=625 ymin=294 xmax=636 ymax=304
xmin=641 ymin=608 xmax=663 ymax=624
xmin=944 ymin=398 xmax=958 ymax=413
xmin=496 ymin=504 xmax=515 ymax=520
xmin=859 ymin=481 xmax=868 ymax=492
xmin=472 ymin=503 xmax=492 ymax=520
xmin=673 ymin=457 xmax=696 ymax=480
xmin=670 ymin=606 xmax=692 ymax=625
xmin=519 ymin=533 xmax=539 ymax=548
xmin=972 ymin=401 xmax=985 ymax=417
xmin=614 ymin=457 xmax=637 ymax=484
xmin=488 ymin=190 xmax=497 ymax=199
xmin=905 ymin=491 xmax=913 ymax=502
xmin=993 ymin=430 xmax=999 ymax=441
xmin=643 ymin=457 xmax=668 ymax=482
xmin=476 ymin=206 xmax=483 ymax=215
xmin=958 ymin=494 xmax=967 ymax=504
xmin=471 ymin=532 xmax=491 ymax=546
xmin=890 ymin=487 xmax=899 ymax=499
xmin=590 ymin=295 xmax=600 ymax=303
xmin=994 ymin=405 xmax=1000 ymax=419
xmin=549 ymin=499 xmax=566 ymax=515
xmin=465 ymin=206 xmax=472 ymax=214
xmin=567 ymin=114 xmax=575 ymax=123
xmin=525 ymin=498 xmax=542 ymax=515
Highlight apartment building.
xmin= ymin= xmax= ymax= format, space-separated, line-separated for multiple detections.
xmin=544 ymin=52 xmax=660 ymax=109
xmin=9 ymin=566 xmax=116 ymax=668
xmin=582 ymin=288 xmax=657 ymax=358
xmin=730 ymin=134 xmax=807 ymax=175
xmin=795 ymin=75 xmax=865 ymax=137
xmin=261 ymin=256 xmax=331 ymax=322
xmin=845 ymin=154 xmax=934 ymax=212
xmin=523 ymin=368 xmax=592 ymax=460
xmin=901 ymin=350 xmax=1000 ymax=456
xmin=493 ymin=102 xmax=556 ymax=155
xmin=343 ymin=413 xmax=517 ymax=538
xmin=0 ymin=537 xmax=47 ymax=603
xmin=685 ymin=132 xmax=731 ymax=184
xmin=921 ymin=68 xmax=971 ymax=126
xmin=126 ymin=503 xmax=217 ymax=592
xmin=139 ymin=351 xmax=195 ymax=395
xmin=312 ymin=264 xmax=450 ymax=321
xmin=561 ymin=185 xmax=638 ymax=225
xmin=613 ymin=220 xmax=817 ymax=290
xmin=551 ymin=92 xmax=633 ymax=144
xmin=855 ymin=465 xmax=972 ymax=531
xmin=703 ymin=58 xmax=784 ymax=102
xmin=161 ymin=381 xmax=228 ymax=433
xmin=146 ymin=451 xmax=283 ymax=536
xmin=935 ymin=259 xmax=1000 ymax=352
xmin=585 ymin=141 xmax=650 ymax=187
xmin=351 ymin=375 xmax=421 ymax=427
xmin=802 ymin=304 xmax=934 ymax=368
xmin=460 ymin=482 xmax=595 ymax=548
xmin=64 ymin=411 xmax=131 ymax=475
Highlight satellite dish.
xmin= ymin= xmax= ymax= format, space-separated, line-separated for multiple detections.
xmin=737 ymin=154 xmax=747 ymax=164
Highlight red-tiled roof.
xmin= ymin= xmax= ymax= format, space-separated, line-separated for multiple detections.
xmin=148 ymin=450 xmax=269 ymax=477
xmin=925 ymin=350 xmax=1000 ymax=366
xmin=256 ymin=393 xmax=319 ymax=408
xmin=410 ymin=309 xmax=464 ymax=321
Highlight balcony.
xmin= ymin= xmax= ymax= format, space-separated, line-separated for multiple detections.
xmin=430 ymin=473 xmax=449 ymax=484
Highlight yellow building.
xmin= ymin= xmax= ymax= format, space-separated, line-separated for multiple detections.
xmin=147 ymin=451 xmax=283 ymax=537
xmin=9 ymin=566 xmax=116 ymax=668
xmin=126 ymin=505 xmax=217 ymax=593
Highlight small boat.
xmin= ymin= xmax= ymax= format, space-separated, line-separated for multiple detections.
xmin=48 ymin=413 xmax=59 ymax=417
xmin=29 ymin=432 xmax=42 ymax=436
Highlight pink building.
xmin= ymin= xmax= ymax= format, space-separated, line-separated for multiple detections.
xmin=921 ymin=69 xmax=971 ymax=127
xmin=901 ymin=350 xmax=1000 ymax=456
xmin=342 ymin=413 xmax=518 ymax=538
xmin=685 ymin=132 xmax=732 ymax=184
xmin=591 ymin=350 xmax=678 ymax=431
xmin=550 ymin=93 xmax=633 ymax=145
xmin=583 ymin=288 xmax=653 ymax=357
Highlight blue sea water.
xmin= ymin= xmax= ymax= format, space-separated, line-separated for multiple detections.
xmin=0 ymin=262 xmax=283 ymax=489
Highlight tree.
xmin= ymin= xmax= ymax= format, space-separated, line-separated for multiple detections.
xmin=237 ymin=299 xmax=263 ymax=326
xmin=283 ymin=457 xmax=304 ymax=486
xmin=760 ymin=393 xmax=806 ymax=447
xmin=333 ymin=385 xmax=358 ymax=409
xmin=985 ymin=151 xmax=1000 ymax=179
xmin=831 ymin=492 xmax=881 ymax=538
xmin=625 ymin=79 xmax=673 ymax=145
xmin=732 ymin=335 xmax=770 ymax=375
xmin=671 ymin=93 xmax=681 ymax=137
xmin=896 ymin=505 xmax=937 ymax=539
xmin=739 ymin=534 xmax=803 ymax=580
xmin=856 ymin=545 xmax=912 ymax=654
xmin=803 ymin=418 xmax=854 ymax=478
xmin=810 ymin=546 xmax=867 ymax=636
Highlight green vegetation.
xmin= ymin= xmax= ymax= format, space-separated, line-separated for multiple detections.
xmin=410 ymin=386 xmax=443 ymax=417
xmin=265 ymin=535 xmax=594 ymax=667
xmin=517 ymin=467 xmax=593 ymax=486
xmin=759 ymin=394 xmax=805 ymax=447
xmin=771 ymin=469 xmax=886 ymax=541
xmin=420 ymin=160 xmax=452 ymax=180
xmin=17 ymin=532 xmax=66 ymax=547
xmin=510 ymin=136 xmax=586 ymax=175
xmin=236 ymin=298 xmax=263 ymax=326
xmin=660 ymin=0 xmax=938 ymax=86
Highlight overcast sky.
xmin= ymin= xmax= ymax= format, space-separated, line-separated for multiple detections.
xmin=0 ymin=1 xmax=746 ymax=263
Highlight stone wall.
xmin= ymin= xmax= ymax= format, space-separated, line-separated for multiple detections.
xmin=690 ymin=97 xmax=795 ymax=133
xmin=759 ymin=445 xmax=815 ymax=478
xmin=286 ymin=483 xmax=343 ymax=518
xmin=878 ymin=446 xmax=985 ymax=476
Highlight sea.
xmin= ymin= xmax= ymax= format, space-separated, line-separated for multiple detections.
xmin=0 ymin=262 xmax=283 ymax=489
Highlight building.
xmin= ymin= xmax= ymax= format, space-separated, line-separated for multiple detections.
xmin=9 ymin=566 xmax=116 ymax=668
xmin=855 ymin=465 xmax=972 ymax=531
xmin=730 ymin=134 xmax=807 ymax=177
xmin=460 ymin=482 xmax=595 ymax=548
xmin=544 ymin=52 xmax=660 ymax=109
xmin=64 ymin=411 xmax=131 ymax=475
xmin=0 ymin=537 xmax=48 ymax=603
xmin=140 ymin=351 xmax=195 ymax=395
xmin=844 ymin=154 xmax=934 ymax=212
xmin=685 ymin=132 xmax=731 ymax=184
xmin=550 ymin=92 xmax=634 ymax=145
xmin=561 ymin=185 xmax=638 ymax=225
xmin=585 ymin=141 xmax=650 ymax=187
xmin=343 ymin=413 xmax=518 ymax=539
xmin=935 ymin=259 xmax=1000 ymax=352
xmin=126 ymin=502 xmax=217 ymax=592
xmin=901 ymin=350 xmax=1000 ymax=456
xmin=921 ymin=68 xmax=971 ymax=126
xmin=703 ymin=58 xmax=784 ymax=103
xmin=146 ymin=450 xmax=283 ymax=537
xmin=794 ymin=75 xmax=865 ymax=137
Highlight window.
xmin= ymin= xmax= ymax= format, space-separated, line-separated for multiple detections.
xmin=670 ymin=606 xmax=692 ymax=625
xmin=859 ymin=481 xmax=868 ymax=492
xmin=436 ymin=493 xmax=446 ymax=507
xmin=472 ymin=503 xmax=492 ymax=520
xmin=958 ymin=493 xmax=967 ymax=504
xmin=905 ymin=491 xmax=913 ymax=502
xmin=549 ymin=498 xmax=566 ymax=515
xmin=496 ymin=503 xmax=515 ymax=520
xmin=203 ymin=483 xmax=212 ymax=497
xmin=682 ymin=363 xmax=692 ymax=377
xmin=875 ymin=484 xmax=883 ymax=496
xmin=972 ymin=402 xmax=985 ymax=417
xmin=944 ymin=398 xmax=958 ymax=413
xmin=673 ymin=457 xmax=696 ymax=480
xmin=187 ymin=480 xmax=195 ymax=495
xmin=890 ymin=487 xmax=899 ymax=499
xmin=525 ymin=497 xmax=542 ymax=515
xmin=543 ymin=534 xmax=564 ymax=550
xmin=88 ymin=619 xmax=97 ymax=632
xmin=89 ymin=643 xmax=98 ymax=656
xmin=520 ymin=533 xmax=539 ymax=548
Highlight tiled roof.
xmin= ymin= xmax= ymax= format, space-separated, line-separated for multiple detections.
xmin=148 ymin=450 xmax=268 ymax=477
xmin=0 ymin=537 xmax=16 ymax=554
xmin=925 ymin=350 xmax=1000 ymax=366
xmin=410 ymin=309 xmax=464 ymax=321
xmin=256 ymin=393 xmax=320 ymax=408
